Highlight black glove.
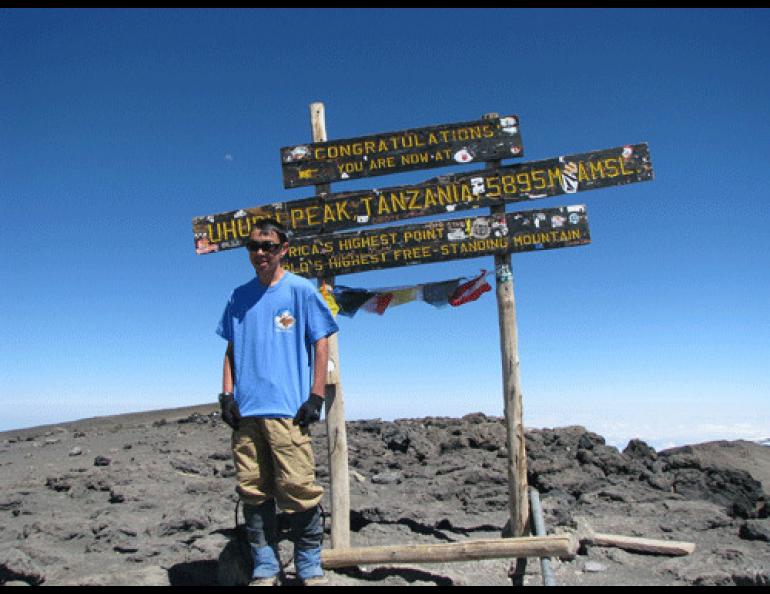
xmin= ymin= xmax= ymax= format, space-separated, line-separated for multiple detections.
xmin=294 ymin=394 xmax=324 ymax=428
xmin=218 ymin=392 xmax=241 ymax=430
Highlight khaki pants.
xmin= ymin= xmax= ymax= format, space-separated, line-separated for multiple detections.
xmin=232 ymin=417 xmax=324 ymax=513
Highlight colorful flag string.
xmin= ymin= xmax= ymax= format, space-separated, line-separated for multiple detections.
xmin=320 ymin=270 xmax=493 ymax=318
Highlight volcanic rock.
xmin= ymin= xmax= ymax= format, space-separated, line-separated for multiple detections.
xmin=1 ymin=405 xmax=769 ymax=586
xmin=740 ymin=519 xmax=770 ymax=542
xmin=0 ymin=548 xmax=45 ymax=586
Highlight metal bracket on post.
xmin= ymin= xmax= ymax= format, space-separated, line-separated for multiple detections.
xmin=529 ymin=487 xmax=557 ymax=586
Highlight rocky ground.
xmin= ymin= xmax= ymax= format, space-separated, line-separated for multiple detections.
xmin=1 ymin=405 xmax=768 ymax=586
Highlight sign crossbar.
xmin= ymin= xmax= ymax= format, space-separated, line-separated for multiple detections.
xmin=193 ymin=143 xmax=650 ymax=255
xmin=283 ymin=205 xmax=590 ymax=278
xmin=281 ymin=114 xmax=524 ymax=188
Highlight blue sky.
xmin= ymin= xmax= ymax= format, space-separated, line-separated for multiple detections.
xmin=2 ymin=8 xmax=769 ymax=448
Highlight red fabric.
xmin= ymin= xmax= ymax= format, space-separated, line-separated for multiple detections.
xmin=362 ymin=292 xmax=394 ymax=315
xmin=449 ymin=271 xmax=491 ymax=307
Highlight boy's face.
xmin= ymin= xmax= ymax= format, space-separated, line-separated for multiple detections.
xmin=248 ymin=229 xmax=288 ymax=277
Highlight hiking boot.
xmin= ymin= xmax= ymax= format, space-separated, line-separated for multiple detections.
xmin=300 ymin=575 xmax=329 ymax=586
xmin=248 ymin=575 xmax=279 ymax=587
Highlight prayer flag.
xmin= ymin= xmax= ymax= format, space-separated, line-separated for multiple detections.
xmin=319 ymin=282 xmax=340 ymax=317
xmin=331 ymin=270 xmax=491 ymax=317
xmin=333 ymin=286 xmax=375 ymax=318
xmin=362 ymin=292 xmax=394 ymax=315
xmin=390 ymin=287 xmax=418 ymax=308
xmin=422 ymin=278 xmax=462 ymax=308
xmin=449 ymin=270 xmax=492 ymax=307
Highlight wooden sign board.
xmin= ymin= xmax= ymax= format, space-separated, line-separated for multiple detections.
xmin=193 ymin=143 xmax=649 ymax=255
xmin=280 ymin=115 xmax=524 ymax=188
xmin=283 ymin=205 xmax=590 ymax=278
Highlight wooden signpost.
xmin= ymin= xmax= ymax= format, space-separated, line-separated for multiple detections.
xmin=281 ymin=205 xmax=590 ymax=278
xmin=281 ymin=115 xmax=524 ymax=188
xmin=195 ymin=105 xmax=653 ymax=584
xmin=193 ymin=143 xmax=651 ymax=254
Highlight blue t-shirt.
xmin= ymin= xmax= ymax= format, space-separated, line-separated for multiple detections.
xmin=217 ymin=271 xmax=339 ymax=418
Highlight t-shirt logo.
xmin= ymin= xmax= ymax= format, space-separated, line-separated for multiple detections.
xmin=275 ymin=310 xmax=296 ymax=332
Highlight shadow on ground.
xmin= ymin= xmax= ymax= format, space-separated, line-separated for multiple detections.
xmin=334 ymin=565 xmax=455 ymax=586
xmin=167 ymin=560 xmax=219 ymax=586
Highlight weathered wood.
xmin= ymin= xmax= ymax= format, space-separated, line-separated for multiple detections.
xmin=310 ymin=102 xmax=351 ymax=550
xmin=320 ymin=535 xmax=578 ymax=569
xmin=576 ymin=518 xmax=695 ymax=556
xmin=282 ymin=205 xmax=590 ymax=278
xmin=281 ymin=114 xmax=524 ymax=188
xmin=588 ymin=533 xmax=696 ymax=556
xmin=483 ymin=111 xmax=529 ymax=588
xmin=192 ymin=143 xmax=650 ymax=254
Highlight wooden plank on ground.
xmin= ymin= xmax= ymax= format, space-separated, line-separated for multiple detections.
xmin=320 ymin=535 xmax=579 ymax=569
xmin=588 ymin=533 xmax=696 ymax=556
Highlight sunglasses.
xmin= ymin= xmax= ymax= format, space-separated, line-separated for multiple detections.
xmin=246 ymin=240 xmax=283 ymax=253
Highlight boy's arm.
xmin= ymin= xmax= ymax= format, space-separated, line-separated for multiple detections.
xmin=311 ymin=336 xmax=329 ymax=398
xmin=222 ymin=342 xmax=235 ymax=393
xmin=294 ymin=336 xmax=329 ymax=428
xmin=219 ymin=342 xmax=240 ymax=430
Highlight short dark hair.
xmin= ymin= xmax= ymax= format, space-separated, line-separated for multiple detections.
xmin=251 ymin=218 xmax=288 ymax=244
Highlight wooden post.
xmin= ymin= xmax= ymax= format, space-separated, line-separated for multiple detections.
xmin=483 ymin=112 xmax=530 ymax=585
xmin=321 ymin=535 xmax=578 ymax=569
xmin=310 ymin=102 xmax=351 ymax=549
